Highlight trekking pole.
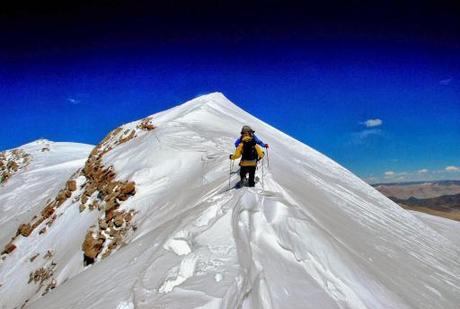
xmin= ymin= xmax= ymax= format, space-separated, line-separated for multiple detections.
xmin=229 ymin=160 xmax=233 ymax=189
xmin=266 ymin=148 xmax=270 ymax=168
xmin=261 ymin=157 xmax=265 ymax=190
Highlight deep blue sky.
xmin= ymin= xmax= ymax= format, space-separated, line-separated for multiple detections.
xmin=1 ymin=0 xmax=459 ymax=183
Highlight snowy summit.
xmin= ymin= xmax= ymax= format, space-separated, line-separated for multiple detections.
xmin=1 ymin=93 xmax=459 ymax=309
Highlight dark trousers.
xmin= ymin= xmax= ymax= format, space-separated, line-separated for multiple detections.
xmin=240 ymin=166 xmax=256 ymax=186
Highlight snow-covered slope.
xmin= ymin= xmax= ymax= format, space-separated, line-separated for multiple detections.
xmin=1 ymin=93 xmax=459 ymax=309
xmin=0 ymin=140 xmax=93 ymax=249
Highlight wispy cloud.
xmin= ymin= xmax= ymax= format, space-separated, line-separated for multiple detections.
xmin=67 ymin=97 xmax=81 ymax=104
xmin=439 ymin=78 xmax=453 ymax=86
xmin=362 ymin=118 xmax=383 ymax=128
xmin=349 ymin=128 xmax=383 ymax=145
xmin=445 ymin=166 xmax=460 ymax=172
xmin=383 ymin=170 xmax=409 ymax=181
xmin=417 ymin=169 xmax=428 ymax=174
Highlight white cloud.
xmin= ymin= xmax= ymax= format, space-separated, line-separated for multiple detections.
xmin=363 ymin=118 xmax=383 ymax=128
xmin=439 ymin=78 xmax=453 ymax=86
xmin=384 ymin=171 xmax=395 ymax=176
xmin=349 ymin=128 xmax=383 ymax=145
xmin=67 ymin=97 xmax=81 ymax=104
xmin=445 ymin=166 xmax=460 ymax=172
xmin=359 ymin=128 xmax=381 ymax=138
xmin=418 ymin=169 xmax=428 ymax=174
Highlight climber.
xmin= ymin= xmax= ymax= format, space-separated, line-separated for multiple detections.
xmin=234 ymin=125 xmax=269 ymax=149
xmin=229 ymin=130 xmax=265 ymax=187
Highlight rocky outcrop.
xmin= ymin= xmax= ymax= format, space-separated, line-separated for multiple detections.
xmin=2 ymin=172 xmax=76 ymax=254
xmin=18 ymin=224 xmax=32 ymax=237
xmin=2 ymin=243 xmax=16 ymax=255
xmin=82 ymin=230 xmax=106 ymax=265
xmin=0 ymin=148 xmax=31 ymax=184
xmin=28 ymin=261 xmax=57 ymax=296
xmin=137 ymin=117 xmax=155 ymax=131
xmin=76 ymin=124 xmax=151 ymax=264
xmin=3 ymin=119 xmax=155 ymax=275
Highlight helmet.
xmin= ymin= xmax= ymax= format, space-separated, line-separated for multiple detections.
xmin=241 ymin=125 xmax=254 ymax=134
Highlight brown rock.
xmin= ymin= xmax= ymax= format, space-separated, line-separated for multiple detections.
xmin=82 ymin=231 xmax=105 ymax=259
xmin=123 ymin=212 xmax=133 ymax=222
xmin=56 ymin=191 xmax=66 ymax=203
xmin=109 ymin=228 xmax=121 ymax=237
xmin=3 ymin=242 xmax=16 ymax=254
xmin=30 ymin=253 xmax=40 ymax=262
xmin=106 ymin=209 xmax=114 ymax=221
xmin=79 ymin=204 xmax=86 ymax=212
xmin=121 ymin=182 xmax=135 ymax=195
xmin=8 ymin=161 xmax=19 ymax=171
xmin=19 ymin=223 xmax=32 ymax=237
xmin=118 ymin=194 xmax=129 ymax=201
xmin=2 ymin=171 xmax=10 ymax=181
xmin=65 ymin=190 xmax=72 ymax=198
xmin=67 ymin=180 xmax=77 ymax=191
xmin=81 ymin=194 xmax=89 ymax=205
xmin=31 ymin=217 xmax=45 ymax=230
xmin=119 ymin=130 xmax=136 ymax=144
xmin=105 ymin=198 xmax=119 ymax=212
xmin=113 ymin=214 xmax=124 ymax=227
xmin=99 ymin=220 xmax=108 ymax=230
xmin=41 ymin=205 xmax=55 ymax=219
xmin=44 ymin=250 xmax=53 ymax=259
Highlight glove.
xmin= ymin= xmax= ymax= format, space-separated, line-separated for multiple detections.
xmin=265 ymin=144 xmax=269 ymax=148
xmin=229 ymin=154 xmax=233 ymax=159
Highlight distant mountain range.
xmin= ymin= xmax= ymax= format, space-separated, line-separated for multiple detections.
xmin=373 ymin=180 xmax=460 ymax=199
xmin=373 ymin=181 xmax=460 ymax=221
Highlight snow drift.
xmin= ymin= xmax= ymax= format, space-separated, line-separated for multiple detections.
xmin=1 ymin=93 xmax=459 ymax=309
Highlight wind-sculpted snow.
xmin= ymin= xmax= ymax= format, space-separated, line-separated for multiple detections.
xmin=1 ymin=93 xmax=460 ymax=309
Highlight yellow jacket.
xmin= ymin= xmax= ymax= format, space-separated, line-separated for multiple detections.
xmin=230 ymin=139 xmax=265 ymax=166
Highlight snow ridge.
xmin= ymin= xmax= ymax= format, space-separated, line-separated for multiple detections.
xmin=1 ymin=93 xmax=460 ymax=309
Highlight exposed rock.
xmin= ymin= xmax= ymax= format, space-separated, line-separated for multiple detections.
xmin=30 ymin=253 xmax=40 ymax=262
xmin=137 ymin=117 xmax=156 ymax=131
xmin=0 ymin=148 xmax=31 ymax=185
xmin=67 ymin=180 xmax=77 ymax=191
xmin=18 ymin=223 xmax=32 ymax=237
xmin=113 ymin=214 xmax=124 ymax=227
xmin=99 ymin=220 xmax=108 ymax=230
xmin=7 ymin=161 xmax=19 ymax=172
xmin=82 ymin=231 xmax=105 ymax=260
xmin=39 ymin=227 xmax=47 ymax=234
xmin=43 ymin=250 xmax=53 ymax=260
xmin=119 ymin=130 xmax=136 ymax=144
xmin=81 ymin=194 xmax=89 ymax=205
xmin=3 ymin=243 xmax=16 ymax=254
xmin=41 ymin=204 xmax=55 ymax=219
xmin=121 ymin=182 xmax=136 ymax=195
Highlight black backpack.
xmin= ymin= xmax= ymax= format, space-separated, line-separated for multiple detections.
xmin=241 ymin=140 xmax=257 ymax=161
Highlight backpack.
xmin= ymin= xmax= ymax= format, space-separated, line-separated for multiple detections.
xmin=241 ymin=139 xmax=257 ymax=161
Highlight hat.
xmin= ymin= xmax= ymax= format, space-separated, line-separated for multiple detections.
xmin=241 ymin=125 xmax=254 ymax=134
